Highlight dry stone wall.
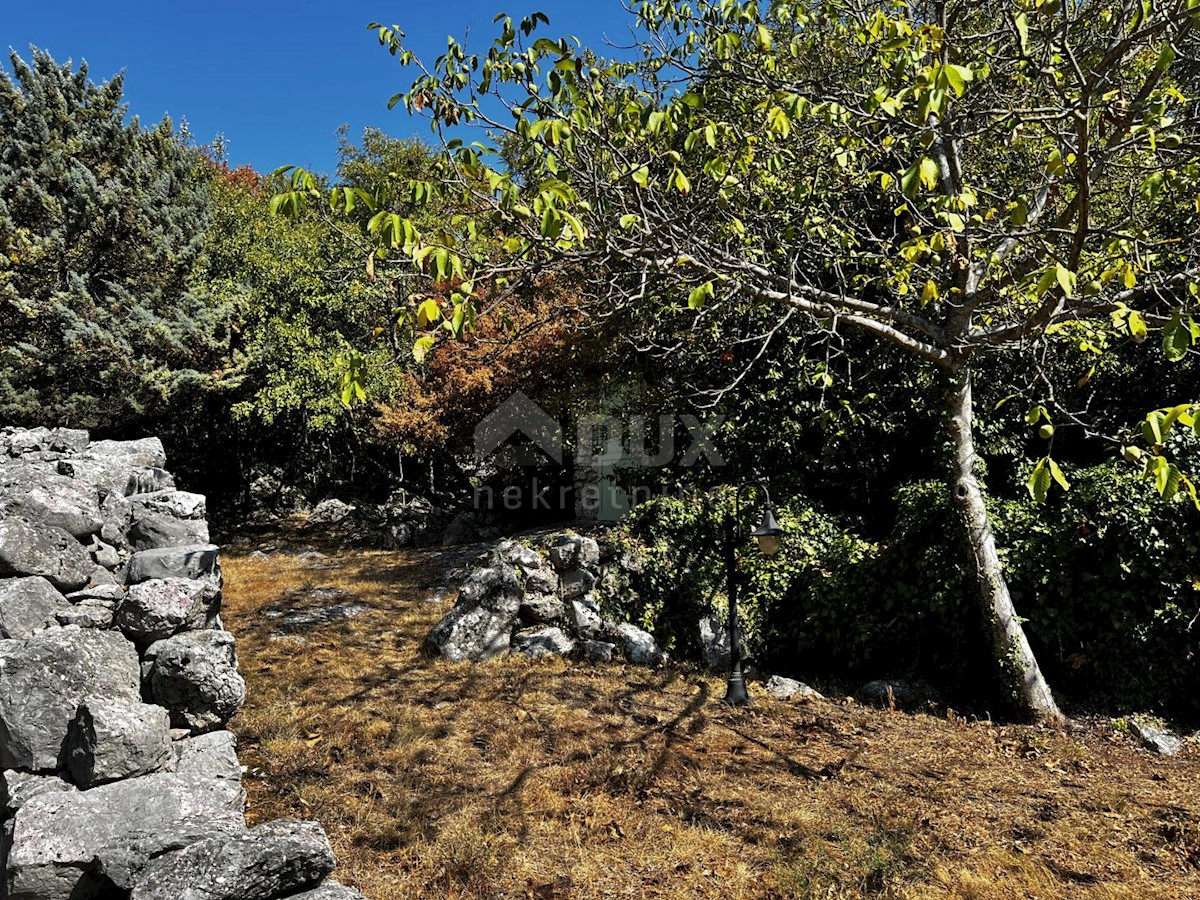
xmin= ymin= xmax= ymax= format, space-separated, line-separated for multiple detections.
xmin=0 ymin=427 xmax=364 ymax=900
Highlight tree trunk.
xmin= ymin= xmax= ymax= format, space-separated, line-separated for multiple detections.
xmin=948 ymin=366 xmax=1064 ymax=725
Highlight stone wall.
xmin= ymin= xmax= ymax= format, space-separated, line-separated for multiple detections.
xmin=428 ymin=532 xmax=666 ymax=666
xmin=0 ymin=427 xmax=363 ymax=899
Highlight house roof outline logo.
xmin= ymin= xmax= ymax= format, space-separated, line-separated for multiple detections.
xmin=474 ymin=391 xmax=563 ymax=464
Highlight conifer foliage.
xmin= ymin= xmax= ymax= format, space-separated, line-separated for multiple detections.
xmin=0 ymin=48 xmax=228 ymax=429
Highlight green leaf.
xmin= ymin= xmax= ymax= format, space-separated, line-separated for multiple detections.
xmin=1047 ymin=458 xmax=1070 ymax=492
xmin=1028 ymin=459 xmax=1051 ymax=502
xmin=688 ymin=281 xmax=714 ymax=309
xmin=412 ymin=334 xmax=436 ymax=363
xmin=941 ymin=64 xmax=973 ymax=97
xmin=673 ymin=168 xmax=691 ymax=194
xmin=619 ymin=213 xmax=641 ymax=231
xmin=1163 ymin=312 xmax=1192 ymax=362
xmin=1046 ymin=149 xmax=1067 ymax=177
xmin=1015 ymin=12 xmax=1029 ymax=52
xmin=1054 ymin=264 xmax=1076 ymax=298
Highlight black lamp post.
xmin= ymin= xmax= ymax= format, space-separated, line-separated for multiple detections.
xmin=722 ymin=484 xmax=785 ymax=706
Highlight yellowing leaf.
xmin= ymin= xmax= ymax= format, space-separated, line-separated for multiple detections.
xmin=919 ymin=157 xmax=940 ymax=191
xmin=417 ymin=299 xmax=441 ymax=327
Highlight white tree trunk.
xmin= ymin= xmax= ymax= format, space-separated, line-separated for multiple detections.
xmin=948 ymin=367 xmax=1064 ymax=724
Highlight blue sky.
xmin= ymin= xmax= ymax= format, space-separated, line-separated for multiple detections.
xmin=3 ymin=1 xmax=637 ymax=175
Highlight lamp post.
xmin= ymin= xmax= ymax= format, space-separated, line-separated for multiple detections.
xmin=722 ymin=484 xmax=785 ymax=707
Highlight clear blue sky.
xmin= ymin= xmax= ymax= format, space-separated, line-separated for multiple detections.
xmin=3 ymin=1 xmax=638 ymax=175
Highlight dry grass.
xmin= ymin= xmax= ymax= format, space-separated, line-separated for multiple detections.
xmin=220 ymin=538 xmax=1200 ymax=899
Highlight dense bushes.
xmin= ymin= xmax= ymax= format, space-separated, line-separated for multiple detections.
xmin=623 ymin=464 xmax=1200 ymax=723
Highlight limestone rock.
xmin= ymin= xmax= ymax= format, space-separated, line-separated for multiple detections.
xmin=54 ymin=599 xmax=115 ymax=629
xmin=146 ymin=630 xmax=246 ymax=733
xmin=0 ymin=517 xmax=93 ymax=591
xmin=1130 ymin=720 xmax=1183 ymax=756
xmin=512 ymin=626 xmax=575 ymax=658
xmin=128 ymin=490 xmax=207 ymax=521
xmin=567 ymin=598 xmax=603 ymax=638
xmin=548 ymin=534 xmax=600 ymax=571
xmin=0 ymin=576 xmax=68 ymax=639
xmin=0 ymin=473 xmax=102 ymax=539
xmin=580 ymin=640 xmax=617 ymax=663
xmin=765 ymin=675 xmax=822 ymax=701
xmin=128 ymin=515 xmax=211 ymax=551
xmin=613 ymin=622 xmax=665 ymax=666
xmin=65 ymin=698 xmax=173 ymax=788
xmin=559 ymin=567 xmax=597 ymax=600
xmin=125 ymin=544 xmax=221 ymax=586
xmin=170 ymin=730 xmax=242 ymax=782
xmin=58 ymin=457 xmax=175 ymax=501
xmin=6 ymin=771 xmax=245 ymax=899
xmin=519 ymin=592 xmax=565 ymax=624
xmin=79 ymin=437 xmax=167 ymax=469
xmin=428 ymin=563 xmax=522 ymax=662
xmin=0 ymin=627 xmax=141 ymax=771
xmin=0 ymin=771 xmax=75 ymax=816
xmin=309 ymin=498 xmax=356 ymax=525
xmin=287 ymin=883 xmax=369 ymax=900
xmin=128 ymin=819 xmax=335 ymax=900
xmin=114 ymin=577 xmax=220 ymax=643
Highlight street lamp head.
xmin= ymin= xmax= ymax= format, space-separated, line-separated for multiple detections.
xmin=751 ymin=503 xmax=784 ymax=558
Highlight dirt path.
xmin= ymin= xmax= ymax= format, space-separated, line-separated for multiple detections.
xmin=220 ymin=539 xmax=1200 ymax=899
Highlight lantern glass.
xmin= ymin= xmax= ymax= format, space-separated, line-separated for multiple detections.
xmin=756 ymin=533 xmax=782 ymax=557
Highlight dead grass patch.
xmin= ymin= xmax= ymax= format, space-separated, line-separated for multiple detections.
xmin=221 ymin=540 xmax=1200 ymax=899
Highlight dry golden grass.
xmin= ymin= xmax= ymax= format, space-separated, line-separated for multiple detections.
xmin=221 ymin=539 xmax=1200 ymax=899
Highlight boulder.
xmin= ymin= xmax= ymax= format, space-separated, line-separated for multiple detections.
xmin=519 ymin=593 xmax=565 ymax=624
xmin=287 ymin=883 xmax=369 ymax=900
xmin=0 ymin=771 xmax=75 ymax=816
xmin=512 ymin=626 xmax=576 ymax=658
xmin=128 ymin=515 xmax=211 ymax=551
xmin=79 ymin=437 xmax=167 ymax=469
xmin=765 ymin=675 xmax=822 ymax=701
xmin=612 ymin=623 xmax=665 ymax=666
xmin=580 ymin=640 xmax=617 ymax=663
xmin=146 ymin=630 xmax=246 ymax=733
xmin=428 ymin=563 xmax=522 ymax=662
xmin=6 ymin=772 xmax=245 ymax=899
xmin=128 ymin=819 xmax=335 ymax=900
xmin=54 ymin=599 xmax=115 ymax=629
xmin=309 ymin=499 xmax=356 ymax=526
xmin=0 ymin=473 xmax=102 ymax=539
xmin=0 ymin=576 xmax=68 ymax=638
xmin=1130 ymin=720 xmax=1184 ymax=756
xmin=57 ymin=457 xmax=175 ymax=500
xmin=114 ymin=577 xmax=220 ymax=643
xmin=65 ymin=698 xmax=173 ymax=788
xmin=547 ymin=534 xmax=600 ymax=571
xmin=171 ymin=730 xmax=242 ymax=783
xmin=0 ymin=627 xmax=141 ymax=771
xmin=87 ymin=538 xmax=120 ymax=570
xmin=559 ymin=567 xmax=597 ymax=600
xmin=125 ymin=544 xmax=221 ymax=586
xmin=2 ymin=427 xmax=88 ymax=460
xmin=128 ymin=490 xmax=207 ymax=521
xmin=0 ymin=517 xmax=94 ymax=591
xmin=567 ymin=598 xmax=603 ymax=638
xmin=699 ymin=614 xmax=731 ymax=672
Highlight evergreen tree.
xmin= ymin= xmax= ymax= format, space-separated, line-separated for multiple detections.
xmin=0 ymin=48 xmax=228 ymax=429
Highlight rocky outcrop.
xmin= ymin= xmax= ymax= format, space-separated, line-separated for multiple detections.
xmin=428 ymin=532 xmax=665 ymax=667
xmin=0 ymin=427 xmax=361 ymax=899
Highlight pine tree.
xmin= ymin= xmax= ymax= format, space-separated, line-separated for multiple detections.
xmin=0 ymin=48 xmax=228 ymax=429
